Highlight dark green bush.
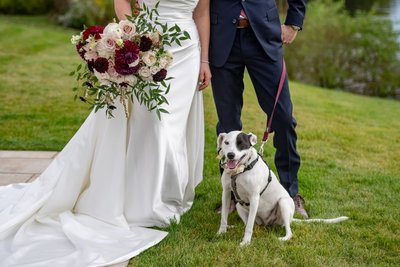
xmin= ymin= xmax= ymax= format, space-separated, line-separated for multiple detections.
xmin=53 ymin=0 xmax=69 ymax=14
xmin=0 ymin=0 xmax=54 ymax=14
xmin=284 ymin=0 xmax=400 ymax=98
xmin=58 ymin=0 xmax=115 ymax=28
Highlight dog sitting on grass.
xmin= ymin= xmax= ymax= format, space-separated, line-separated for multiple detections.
xmin=216 ymin=131 xmax=349 ymax=246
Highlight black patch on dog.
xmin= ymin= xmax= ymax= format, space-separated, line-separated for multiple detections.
xmin=236 ymin=133 xmax=252 ymax=151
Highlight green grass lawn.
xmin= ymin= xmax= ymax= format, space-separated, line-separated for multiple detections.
xmin=1 ymin=15 xmax=400 ymax=266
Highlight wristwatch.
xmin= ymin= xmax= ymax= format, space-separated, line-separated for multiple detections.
xmin=290 ymin=25 xmax=301 ymax=31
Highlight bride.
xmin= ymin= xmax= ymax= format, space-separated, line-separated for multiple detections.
xmin=0 ymin=0 xmax=211 ymax=266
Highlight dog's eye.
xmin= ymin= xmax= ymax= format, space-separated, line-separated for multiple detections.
xmin=224 ymin=141 xmax=229 ymax=145
xmin=237 ymin=140 xmax=242 ymax=145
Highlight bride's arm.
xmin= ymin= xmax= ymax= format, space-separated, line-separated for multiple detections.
xmin=114 ymin=0 xmax=133 ymax=20
xmin=193 ymin=0 xmax=212 ymax=90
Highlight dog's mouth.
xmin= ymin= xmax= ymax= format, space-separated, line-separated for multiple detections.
xmin=226 ymin=159 xmax=240 ymax=170
xmin=224 ymin=154 xmax=247 ymax=170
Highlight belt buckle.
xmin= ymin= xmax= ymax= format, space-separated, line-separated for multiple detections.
xmin=237 ymin=18 xmax=248 ymax=29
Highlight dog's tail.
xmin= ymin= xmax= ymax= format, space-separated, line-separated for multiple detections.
xmin=292 ymin=216 xmax=349 ymax=224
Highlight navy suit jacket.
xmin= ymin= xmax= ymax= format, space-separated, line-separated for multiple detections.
xmin=209 ymin=0 xmax=306 ymax=67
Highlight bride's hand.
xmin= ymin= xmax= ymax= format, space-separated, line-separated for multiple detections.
xmin=198 ymin=62 xmax=212 ymax=90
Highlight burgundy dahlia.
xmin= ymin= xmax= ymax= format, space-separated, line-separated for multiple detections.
xmin=153 ymin=69 xmax=167 ymax=82
xmin=93 ymin=57 xmax=109 ymax=73
xmin=87 ymin=60 xmax=95 ymax=73
xmin=76 ymin=42 xmax=86 ymax=59
xmin=82 ymin=25 xmax=105 ymax=41
xmin=139 ymin=36 xmax=153 ymax=52
xmin=114 ymin=40 xmax=140 ymax=75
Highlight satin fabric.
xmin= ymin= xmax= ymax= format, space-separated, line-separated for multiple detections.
xmin=0 ymin=0 xmax=203 ymax=265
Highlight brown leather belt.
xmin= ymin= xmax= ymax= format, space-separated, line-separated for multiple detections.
xmin=237 ymin=18 xmax=250 ymax=28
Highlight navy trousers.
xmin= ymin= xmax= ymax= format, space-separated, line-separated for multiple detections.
xmin=211 ymin=27 xmax=300 ymax=197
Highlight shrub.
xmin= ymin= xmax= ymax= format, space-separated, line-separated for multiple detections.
xmin=53 ymin=0 xmax=69 ymax=14
xmin=58 ymin=0 xmax=115 ymax=28
xmin=284 ymin=0 xmax=400 ymax=98
xmin=0 ymin=0 xmax=54 ymax=14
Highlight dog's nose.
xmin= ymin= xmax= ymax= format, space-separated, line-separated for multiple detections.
xmin=227 ymin=152 xmax=235 ymax=159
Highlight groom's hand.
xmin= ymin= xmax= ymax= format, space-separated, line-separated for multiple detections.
xmin=281 ymin=25 xmax=299 ymax=45
xmin=198 ymin=62 xmax=212 ymax=90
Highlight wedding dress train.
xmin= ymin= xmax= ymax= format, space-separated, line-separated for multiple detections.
xmin=0 ymin=0 xmax=203 ymax=265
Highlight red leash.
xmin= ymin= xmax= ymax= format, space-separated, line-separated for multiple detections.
xmin=259 ymin=59 xmax=287 ymax=155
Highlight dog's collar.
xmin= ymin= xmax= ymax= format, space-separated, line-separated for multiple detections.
xmin=242 ymin=155 xmax=259 ymax=173
xmin=231 ymin=155 xmax=273 ymax=206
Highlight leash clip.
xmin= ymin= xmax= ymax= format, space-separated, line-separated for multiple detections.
xmin=258 ymin=139 xmax=268 ymax=157
xmin=259 ymin=127 xmax=270 ymax=157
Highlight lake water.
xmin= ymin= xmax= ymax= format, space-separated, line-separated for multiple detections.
xmin=345 ymin=0 xmax=400 ymax=41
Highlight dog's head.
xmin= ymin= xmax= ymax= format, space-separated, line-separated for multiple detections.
xmin=217 ymin=131 xmax=257 ymax=172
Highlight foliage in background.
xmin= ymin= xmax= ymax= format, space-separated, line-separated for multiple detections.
xmin=53 ymin=0 xmax=70 ymax=14
xmin=284 ymin=0 xmax=400 ymax=98
xmin=2 ymin=0 xmax=398 ymax=98
xmin=343 ymin=0 xmax=392 ymax=15
xmin=0 ymin=0 xmax=54 ymax=14
xmin=58 ymin=0 xmax=115 ymax=28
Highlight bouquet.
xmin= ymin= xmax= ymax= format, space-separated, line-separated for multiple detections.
xmin=70 ymin=2 xmax=190 ymax=119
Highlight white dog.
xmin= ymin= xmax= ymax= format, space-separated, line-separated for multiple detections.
xmin=217 ymin=131 xmax=349 ymax=246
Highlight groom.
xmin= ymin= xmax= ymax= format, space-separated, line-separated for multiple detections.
xmin=209 ymin=0 xmax=308 ymax=218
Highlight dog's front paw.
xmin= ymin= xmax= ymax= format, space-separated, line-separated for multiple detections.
xmin=240 ymin=235 xmax=251 ymax=246
xmin=278 ymin=234 xmax=292 ymax=241
xmin=240 ymin=238 xmax=251 ymax=247
xmin=217 ymin=227 xmax=227 ymax=235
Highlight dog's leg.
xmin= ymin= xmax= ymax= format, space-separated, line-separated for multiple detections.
xmin=240 ymin=195 xmax=260 ymax=246
xmin=236 ymin=203 xmax=249 ymax=224
xmin=217 ymin=187 xmax=232 ymax=235
xmin=277 ymin=198 xmax=294 ymax=241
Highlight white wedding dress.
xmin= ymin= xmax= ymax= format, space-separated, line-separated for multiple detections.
xmin=0 ymin=0 xmax=203 ymax=266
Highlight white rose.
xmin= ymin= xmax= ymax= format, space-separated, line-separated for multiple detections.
xmin=158 ymin=51 xmax=173 ymax=68
xmin=103 ymin=22 xmax=120 ymax=36
xmin=125 ymin=75 xmax=138 ymax=85
xmin=148 ymin=31 xmax=160 ymax=45
xmin=159 ymin=51 xmax=173 ymax=68
xmin=158 ymin=57 xmax=169 ymax=69
xmin=150 ymin=65 xmax=161 ymax=75
xmin=138 ymin=67 xmax=152 ymax=80
xmin=97 ymin=34 xmax=116 ymax=58
xmin=113 ymin=74 xmax=138 ymax=86
xmin=142 ymin=51 xmax=157 ymax=66
xmin=101 ymin=31 xmax=120 ymax=42
xmin=119 ymin=20 xmax=136 ymax=39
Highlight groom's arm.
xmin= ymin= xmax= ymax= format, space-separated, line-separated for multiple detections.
xmin=281 ymin=0 xmax=306 ymax=44
xmin=284 ymin=0 xmax=306 ymax=30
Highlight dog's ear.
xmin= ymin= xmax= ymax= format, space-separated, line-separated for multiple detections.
xmin=217 ymin=133 xmax=226 ymax=150
xmin=248 ymin=133 xmax=257 ymax=146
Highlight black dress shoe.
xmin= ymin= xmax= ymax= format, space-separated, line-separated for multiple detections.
xmin=293 ymin=194 xmax=309 ymax=219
